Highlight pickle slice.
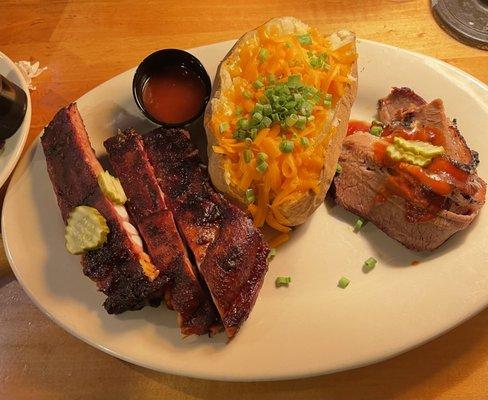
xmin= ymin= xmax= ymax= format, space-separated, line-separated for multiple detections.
xmin=65 ymin=206 xmax=109 ymax=254
xmin=387 ymin=137 xmax=445 ymax=167
xmin=97 ymin=171 xmax=127 ymax=205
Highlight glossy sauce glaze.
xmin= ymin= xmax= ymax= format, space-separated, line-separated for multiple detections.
xmin=373 ymin=124 xmax=471 ymax=222
xmin=142 ymin=65 xmax=206 ymax=124
xmin=347 ymin=120 xmax=370 ymax=136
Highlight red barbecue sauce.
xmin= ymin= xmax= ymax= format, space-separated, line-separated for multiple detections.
xmin=347 ymin=120 xmax=370 ymax=136
xmin=373 ymin=125 xmax=470 ymax=222
xmin=142 ymin=65 xmax=206 ymax=124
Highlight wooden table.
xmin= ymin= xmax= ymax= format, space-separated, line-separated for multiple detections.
xmin=1 ymin=1 xmax=487 ymax=399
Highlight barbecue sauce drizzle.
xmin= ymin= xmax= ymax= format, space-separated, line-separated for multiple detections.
xmin=372 ymin=124 xmax=471 ymax=222
xmin=347 ymin=120 xmax=371 ymax=136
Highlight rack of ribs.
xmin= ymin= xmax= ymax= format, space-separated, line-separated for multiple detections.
xmin=41 ymin=104 xmax=167 ymax=314
xmin=143 ymin=128 xmax=270 ymax=338
xmin=104 ymin=129 xmax=221 ymax=336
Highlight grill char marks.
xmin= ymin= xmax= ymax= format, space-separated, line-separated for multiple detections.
xmin=104 ymin=130 xmax=221 ymax=335
xmin=41 ymin=104 xmax=167 ymax=314
xmin=143 ymin=128 xmax=269 ymax=338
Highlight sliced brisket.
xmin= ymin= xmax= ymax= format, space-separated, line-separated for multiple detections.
xmin=334 ymin=89 xmax=486 ymax=251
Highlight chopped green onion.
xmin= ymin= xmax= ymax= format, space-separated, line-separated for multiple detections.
xmin=285 ymin=114 xmax=298 ymax=127
xmin=354 ymin=217 xmax=366 ymax=231
xmin=252 ymin=112 xmax=263 ymax=123
xmin=338 ymin=276 xmax=350 ymax=289
xmin=254 ymin=103 xmax=264 ymax=114
xmin=243 ymin=149 xmax=252 ymax=163
xmin=287 ymin=74 xmax=302 ymax=88
xmin=257 ymin=152 xmax=268 ymax=162
xmin=309 ymin=56 xmax=320 ymax=68
xmin=371 ymin=119 xmax=384 ymax=127
xmin=324 ymin=93 xmax=333 ymax=101
xmin=219 ymin=122 xmax=229 ymax=133
xmin=253 ymin=80 xmax=264 ymax=89
xmin=297 ymin=33 xmax=312 ymax=46
xmin=233 ymin=130 xmax=246 ymax=140
xmin=281 ymin=85 xmax=291 ymax=95
xmin=308 ymin=51 xmax=329 ymax=69
xmin=323 ymin=99 xmax=332 ymax=108
xmin=275 ymin=276 xmax=291 ymax=287
xmin=235 ymin=105 xmax=243 ymax=115
xmin=268 ymin=73 xmax=276 ymax=84
xmin=299 ymin=101 xmax=313 ymax=116
xmin=363 ymin=257 xmax=377 ymax=273
xmin=370 ymin=125 xmax=383 ymax=137
xmin=245 ymin=188 xmax=255 ymax=203
xmin=336 ymin=163 xmax=342 ymax=174
xmin=237 ymin=118 xmax=249 ymax=130
xmin=300 ymin=137 xmax=310 ymax=147
xmin=241 ymin=76 xmax=326 ymax=139
xmin=285 ymin=100 xmax=297 ymax=109
xmin=267 ymin=248 xmax=277 ymax=261
xmin=258 ymin=47 xmax=269 ymax=62
xmin=293 ymin=93 xmax=303 ymax=102
xmin=261 ymin=116 xmax=272 ymax=128
xmin=295 ymin=115 xmax=307 ymax=129
xmin=243 ymin=90 xmax=252 ymax=99
xmin=279 ymin=140 xmax=294 ymax=153
xmin=256 ymin=160 xmax=268 ymax=173
xmin=262 ymin=104 xmax=272 ymax=116
xmin=245 ymin=137 xmax=252 ymax=145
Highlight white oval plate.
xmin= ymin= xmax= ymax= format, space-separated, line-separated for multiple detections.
xmin=0 ymin=52 xmax=31 ymax=187
xmin=3 ymin=39 xmax=488 ymax=382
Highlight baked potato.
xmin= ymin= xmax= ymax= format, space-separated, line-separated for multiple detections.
xmin=205 ymin=17 xmax=358 ymax=232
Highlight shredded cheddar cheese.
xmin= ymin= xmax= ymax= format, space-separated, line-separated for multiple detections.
xmin=211 ymin=23 xmax=356 ymax=234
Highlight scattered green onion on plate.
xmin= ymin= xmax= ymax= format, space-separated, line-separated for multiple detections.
xmin=275 ymin=276 xmax=291 ymax=287
xmin=337 ymin=276 xmax=350 ymax=289
xmin=363 ymin=257 xmax=377 ymax=273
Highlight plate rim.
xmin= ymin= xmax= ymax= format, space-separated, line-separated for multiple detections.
xmin=0 ymin=51 xmax=32 ymax=188
xmin=2 ymin=38 xmax=487 ymax=382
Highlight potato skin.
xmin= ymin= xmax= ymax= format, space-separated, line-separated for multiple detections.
xmin=205 ymin=17 xmax=358 ymax=226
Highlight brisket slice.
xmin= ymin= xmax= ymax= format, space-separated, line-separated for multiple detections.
xmin=41 ymin=104 xmax=167 ymax=313
xmin=334 ymin=89 xmax=486 ymax=251
xmin=143 ymin=128 xmax=269 ymax=338
xmin=104 ymin=129 xmax=221 ymax=336
xmin=379 ymin=88 xmax=475 ymax=166
xmin=377 ymin=87 xmax=426 ymax=124
xmin=334 ymin=132 xmax=485 ymax=251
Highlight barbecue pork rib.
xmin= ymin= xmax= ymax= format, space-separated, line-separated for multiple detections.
xmin=104 ymin=129 xmax=221 ymax=336
xmin=334 ymin=88 xmax=486 ymax=251
xmin=143 ymin=128 xmax=269 ymax=338
xmin=41 ymin=104 xmax=167 ymax=313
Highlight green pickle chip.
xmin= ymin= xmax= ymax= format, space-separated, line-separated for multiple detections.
xmin=97 ymin=171 xmax=127 ymax=205
xmin=386 ymin=137 xmax=444 ymax=167
xmin=65 ymin=206 xmax=109 ymax=254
